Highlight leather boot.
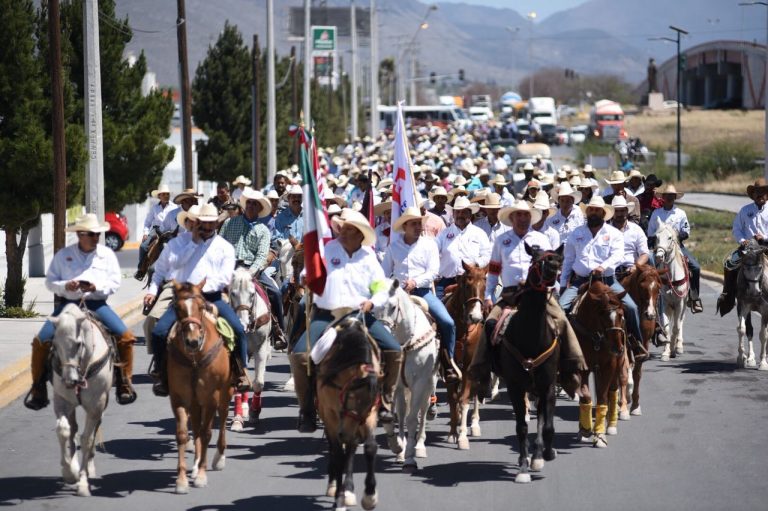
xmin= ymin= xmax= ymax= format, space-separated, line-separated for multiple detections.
xmin=151 ymin=349 xmax=169 ymax=397
xmin=716 ymin=267 xmax=738 ymax=317
xmin=468 ymin=327 xmax=493 ymax=398
xmin=653 ymin=322 xmax=668 ymax=347
xmin=115 ymin=332 xmax=137 ymax=405
xmin=230 ymin=354 xmax=252 ymax=392
xmin=441 ymin=349 xmax=462 ymax=384
xmin=271 ymin=319 xmax=288 ymax=351
xmin=24 ymin=337 xmax=51 ymax=411
xmin=289 ymin=353 xmax=317 ymax=433
xmin=378 ymin=351 xmax=403 ymax=423
xmin=628 ymin=334 xmax=649 ymax=363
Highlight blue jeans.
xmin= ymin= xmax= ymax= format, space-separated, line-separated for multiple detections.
xmin=151 ymin=294 xmax=248 ymax=365
xmin=412 ymin=288 xmax=457 ymax=358
xmin=435 ymin=277 xmax=456 ymax=301
xmin=559 ymin=276 xmax=643 ymax=344
xmin=293 ymin=309 xmax=401 ymax=354
xmin=138 ymin=229 xmax=158 ymax=267
xmin=38 ymin=299 xmax=127 ymax=342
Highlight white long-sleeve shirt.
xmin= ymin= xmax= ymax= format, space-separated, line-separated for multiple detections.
xmin=160 ymin=207 xmax=187 ymax=234
xmin=732 ymin=201 xmax=768 ymax=243
xmin=544 ymin=206 xmax=584 ymax=245
xmin=485 ymin=229 xmax=551 ymax=301
xmin=46 ymin=244 xmax=121 ymax=301
xmin=436 ymin=223 xmax=491 ymax=278
xmin=647 ymin=206 xmax=690 ymax=238
xmin=474 ymin=216 xmax=511 ymax=244
xmin=612 ymin=221 xmax=650 ymax=266
xmin=381 ymin=236 xmax=439 ymax=289
xmin=374 ymin=222 xmax=391 ymax=262
xmin=314 ymin=239 xmax=388 ymax=310
xmin=560 ymin=223 xmax=624 ymax=287
xmin=143 ymin=202 xmax=178 ymax=236
xmin=535 ymin=224 xmax=561 ymax=251
xmin=149 ymin=233 xmax=234 ymax=295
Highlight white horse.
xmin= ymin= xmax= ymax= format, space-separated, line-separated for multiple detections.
xmin=375 ymin=280 xmax=439 ymax=472
xmin=654 ymin=223 xmax=689 ymax=362
xmin=734 ymin=240 xmax=768 ymax=370
xmin=49 ymin=304 xmax=113 ymax=497
xmin=229 ymin=267 xmax=272 ymax=430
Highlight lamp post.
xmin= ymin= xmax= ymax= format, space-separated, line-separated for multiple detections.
xmin=527 ymin=11 xmax=536 ymax=99
xmin=740 ymin=1 xmax=768 ymax=180
xmin=399 ymin=4 xmax=437 ymax=104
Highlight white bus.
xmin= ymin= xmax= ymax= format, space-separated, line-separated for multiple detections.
xmin=378 ymin=105 xmax=471 ymax=131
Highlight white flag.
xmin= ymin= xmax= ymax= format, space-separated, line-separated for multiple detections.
xmin=390 ymin=101 xmax=419 ymax=240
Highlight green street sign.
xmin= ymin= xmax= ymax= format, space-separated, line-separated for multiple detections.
xmin=312 ymin=26 xmax=336 ymax=51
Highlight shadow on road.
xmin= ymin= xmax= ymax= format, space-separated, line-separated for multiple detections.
xmin=410 ymin=460 xmax=526 ymax=486
xmin=187 ymin=494 xmax=326 ymax=511
xmin=102 ymin=437 xmax=175 ymax=461
xmin=675 ymin=360 xmax=736 ymax=374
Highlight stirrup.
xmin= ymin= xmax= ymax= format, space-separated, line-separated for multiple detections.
xmin=134 ymin=270 xmax=145 ymax=281
xmin=116 ymin=384 xmax=137 ymax=405
xmin=23 ymin=384 xmax=49 ymax=411
xmin=688 ymin=297 xmax=703 ymax=314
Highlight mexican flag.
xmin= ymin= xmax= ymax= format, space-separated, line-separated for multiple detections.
xmin=390 ymin=101 xmax=419 ymax=241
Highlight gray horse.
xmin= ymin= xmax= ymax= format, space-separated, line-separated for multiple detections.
xmin=735 ymin=239 xmax=768 ymax=370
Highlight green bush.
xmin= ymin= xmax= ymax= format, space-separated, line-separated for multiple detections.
xmin=0 ymin=279 xmax=38 ymax=318
xmin=687 ymin=140 xmax=759 ymax=180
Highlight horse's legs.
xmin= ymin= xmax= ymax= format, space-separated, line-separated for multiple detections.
xmin=361 ymin=432 xmax=379 ymax=510
xmin=446 ymin=382 xmax=460 ymax=444
xmin=253 ymin=329 xmax=271 ymax=395
xmin=326 ymin=437 xmax=343 ymax=498
xmin=745 ymin=312 xmax=757 ymax=367
xmin=470 ymin=394 xmax=482 ymax=437
xmin=618 ymin=351 xmax=631 ymax=420
xmin=759 ymin=314 xmax=768 ymax=370
xmin=510 ymin=385 xmax=531 ymax=483
xmin=172 ymin=402 xmax=190 ymax=494
xmin=75 ymin=414 xmax=100 ymax=497
xmin=339 ymin=441 xmax=357 ymax=508
xmin=530 ymin=387 xmax=547 ymax=472
xmin=213 ymin=388 xmax=231 ymax=471
xmin=660 ymin=299 xmax=672 ymax=361
xmin=189 ymin=401 xmax=202 ymax=481
xmin=630 ymin=358 xmax=645 ymax=415
xmin=675 ymin=301 xmax=686 ymax=355
xmin=55 ymin=401 xmax=78 ymax=484
xmin=456 ymin=379 xmax=472 ymax=450
xmin=542 ymin=384 xmax=557 ymax=462
xmin=578 ymin=371 xmax=594 ymax=442
xmin=394 ymin=384 xmax=407 ymax=462
xmin=193 ymin=402 xmax=216 ymax=488
xmin=593 ymin=366 xmax=615 ymax=448
xmin=737 ymin=306 xmax=748 ymax=368
xmin=404 ymin=368 xmax=431 ymax=470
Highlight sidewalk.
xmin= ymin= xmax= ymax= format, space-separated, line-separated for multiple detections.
xmin=677 ymin=192 xmax=749 ymax=214
xmin=0 ymin=272 xmax=145 ymax=408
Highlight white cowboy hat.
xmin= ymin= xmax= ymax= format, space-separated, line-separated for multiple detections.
xmin=322 ymin=187 xmax=346 ymax=207
xmin=239 ymin=187 xmax=272 ymax=218
xmin=392 ymin=207 xmax=425 ymax=233
xmin=448 ymin=186 xmax=468 ymax=201
xmin=532 ymin=190 xmax=556 ymax=217
xmin=452 ymin=175 xmax=469 ymax=187
xmin=459 ymin=158 xmax=478 ymax=175
xmin=538 ymin=174 xmax=555 ymax=186
xmin=583 ymin=164 xmax=594 ymax=174
xmin=336 ymin=175 xmax=349 ymax=188
xmin=377 ymin=177 xmax=394 ymax=191
xmin=655 ymin=184 xmax=685 ymax=199
xmin=66 ymin=213 xmax=109 ymax=233
xmin=626 ymin=169 xmax=645 ymax=180
xmin=523 ymin=162 xmax=535 ymax=171
xmin=327 ymin=203 xmax=342 ymax=216
xmin=331 ymin=208 xmax=376 ymax=246
xmin=577 ymin=177 xmax=600 ymax=191
xmin=429 ymin=186 xmax=448 ymax=199
xmin=232 ymin=175 xmax=252 ymax=186
xmin=177 ymin=204 xmax=201 ymax=228
xmin=193 ymin=203 xmax=221 ymax=222
xmin=583 ymin=195 xmax=614 ymax=221
xmin=151 ymin=183 xmax=171 ymax=198
xmin=491 ymin=174 xmax=509 ymax=186
xmin=173 ymin=188 xmax=202 ymax=204
xmin=604 ymin=170 xmax=628 ymax=185
xmin=499 ymin=200 xmax=542 ymax=226
xmin=287 ymin=184 xmax=303 ymax=196
xmin=610 ymin=195 xmax=636 ymax=213
xmin=568 ymin=175 xmax=583 ymax=188
xmin=266 ymin=189 xmax=280 ymax=200
xmin=552 ymin=182 xmax=582 ymax=203
xmin=373 ymin=200 xmax=392 ymax=216
xmin=479 ymin=192 xmax=502 ymax=209
xmin=452 ymin=196 xmax=480 ymax=214
xmin=470 ymin=189 xmax=489 ymax=204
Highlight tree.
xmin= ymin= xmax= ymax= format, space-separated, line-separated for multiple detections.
xmin=378 ymin=58 xmax=396 ymax=106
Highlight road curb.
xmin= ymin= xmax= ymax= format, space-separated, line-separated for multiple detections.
xmin=701 ymin=269 xmax=724 ymax=285
xmin=122 ymin=241 xmax=140 ymax=250
xmin=0 ymin=293 xmax=145 ymax=409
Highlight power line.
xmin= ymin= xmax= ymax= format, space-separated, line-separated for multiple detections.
xmin=98 ymin=11 xmax=183 ymax=36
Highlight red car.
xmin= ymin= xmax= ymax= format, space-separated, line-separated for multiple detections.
xmin=105 ymin=212 xmax=129 ymax=251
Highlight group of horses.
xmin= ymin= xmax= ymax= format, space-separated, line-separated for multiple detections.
xmin=42 ymin=224 xmax=768 ymax=508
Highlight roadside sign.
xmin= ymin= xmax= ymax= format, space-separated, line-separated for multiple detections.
xmin=312 ymin=26 xmax=336 ymax=51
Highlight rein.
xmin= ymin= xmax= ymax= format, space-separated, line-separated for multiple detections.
xmin=337 ymin=364 xmax=381 ymax=426
xmin=571 ymin=307 xmax=626 ymax=357
xmin=656 ymin=238 xmax=689 ymax=298
xmin=504 ymin=336 xmax=558 ymax=374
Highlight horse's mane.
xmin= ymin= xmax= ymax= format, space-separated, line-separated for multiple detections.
xmin=321 ymin=318 xmax=374 ymax=386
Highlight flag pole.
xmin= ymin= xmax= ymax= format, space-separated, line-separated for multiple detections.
xmin=304 ymin=285 xmax=312 ymax=376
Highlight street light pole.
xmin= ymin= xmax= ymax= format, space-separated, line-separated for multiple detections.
xmin=350 ymin=0 xmax=358 ymax=138
xmin=740 ymin=1 xmax=768 ymax=181
xmin=370 ymin=0 xmax=379 ymax=140
xmin=670 ymin=25 xmax=688 ymax=182
xmin=527 ymin=11 xmax=536 ymax=99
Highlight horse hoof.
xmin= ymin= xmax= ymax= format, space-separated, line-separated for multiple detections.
xmin=470 ymin=425 xmax=481 ymax=437
xmin=675 ymin=346 xmax=684 ymax=355
xmin=457 ymin=437 xmax=470 ymax=450
xmin=630 ymin=406 xmax=642 ymax=416
xmin=395 ymin=452 xmax=405 ymax=464
xmin=578 ymin=429 xmax=593 ymax=443
xmin=76 ymin=482 xmax=91 ymax=497
xmin=660 ymin=353 xmax=670 ymax=362
xmin=62 ymin=468 xmax=78 ymax=485
xmin=415 ymin=446 xmax=427 ymax=458
xmin=283 ymin=377 xmax=295 ymax=392
xmin=759 ymin=361 xmax=768 ymax=371
xmin=607 ymin=426 xmax=618 ymax=436
xmin=447 ymin=434 xmax=457 ymax=444
xmin=194 ymin=473 xmax=208 ymax=488
xmin=190 ymin=466 xmax=199 ymax=480
xmin=387 ymin=434 xmax=403 ymax=455
xmin=745 ymin=358 xmax=757 ymax=369
xmin=525 ymin=413 xmax=531 ymax=423
xmin=593 ymin=435 xmax=608 ymax=448
xmin=403 ymin=463 xmax=418 ymax=473
xmin=515 ymin=472 xmax=532 ymax=484
xmin=362 ymin=490 xmax=379 ymax=510
xmin=344 ymin=490 xmax=357 ymax=507
xmin=544 ymin=449 xmax=557 ymax=461
xmin=619 ymin=410 xmax=631 ymax=421
xmin=530 ymin=458 xmax=544 ymax=472
xmin=326 ymin=482 xmax=337 ymax=498
xmin=175 ymin=483 xmax=189 ymax=494
xmin=230 ymin=417 xmax=244 ymax=432
xmin=213 ymin=452 xmax=226 ymax=471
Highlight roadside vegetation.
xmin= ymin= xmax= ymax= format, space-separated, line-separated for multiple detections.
xmin=0 ymin=282 xmax=37 ymax=319
xmin=684 ymin=207 xmax=734 ymax=275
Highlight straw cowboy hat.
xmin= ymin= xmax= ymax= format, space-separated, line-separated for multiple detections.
xmin=239 ymin=188 xmax=272 ymax=218
xmin=568 ymin=175 xmax=583 ymax=188
xmin=173 ymin=188 xmax=202 ymax=204
xmin=373 ymin=200 xmax=392 ymax=216
xmin=331 ymin=208 xmax=376 ymax=246
xmin=459 ymin=158 xmax=478 ymax=175
xmin=626 ymin=169 xmax=645 ymax=181
xmin=491 ymin=174 xmax=509 ymax=186
xmin=470 ymin=189 xmax=489 ymax=204
xmin=377 ymin=177 xmax=394 ymax=191
xmin=448 ymin=186 xmax=468 ymax=201
xmin=452 ymin=196 xmax=479 ymax=214
xmin=610 ymin=195 xmax=635 ymax=213
xmin=452 ymin=175 xmax=469 ymax=187
xmin=583 ymin=164 xmax=595 ymax=175
xmin=604 ymin=170 xmax=628 ymax=185
xmin=67 ymin=213 xmax=109 ymax=233
xmin=327 ymin=203 xmax=342 ymax=216
xmin=532 ymin=190 xmax=556 ymax=217
xmin=392 ymin=207 xmax=425 ymax=233
xmin=335 ymin=175 xmax=350 ymax=188
xmin=177 ymin=204 xmax=201 ymax=228
xmin=232 ymin=175 xmax=252 ymax=186
xmin=499 ymin=200 xmax=542 ymax=226
xmin=655 ymin=184 xmax=685 ymax=199
xmin=552 ymin=182 xmax=582 ymax=203
xmin=266 ymin=189 xmax=280 ymax=200
xmin=523 ymin=162 xmax=535 ymax=172
xmin=151 ymin=183 xmax=171 ymax=198
xmin=287 ymin=184 xmax=303 ymax=195
xmin=429 ymin=186 xmax=448 ymax=199
xmin=479 ymin=193 xmax=502 ymax=209
xmin=747 ymin=178 xmax=768 ymax=198
xmin=322 ymin=187 xmax=346 ymax=207
xmin=194 ymin=203 xmax=221 ymax=222
xmin=583 ymin=195 xmax=614 ymax=221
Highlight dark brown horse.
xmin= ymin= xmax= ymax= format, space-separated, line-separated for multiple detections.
xmin=167 ymin=281 xmax=233 ymax=494
xmin=570 ymin=280 xmax=627 ymax=448
xmin=443 ymin=262 xmax=487 ymax=450
xmin=283 ymin=244 xmax=305 ymax=345
xmin=620 ymin=264 xmax=663 ymax=417
xmin=136 ymin=226 xmax=176 ymax=286
xmin=316 ymin=316 xmax=381 ymax=510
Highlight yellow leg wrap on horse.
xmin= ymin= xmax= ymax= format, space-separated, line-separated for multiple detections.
xmin=594 ymin=404 xmax=608 ymax=435
xmin=579 ymin=402 xmax=593 ymax=432
xmin=607 ymin=390 xmax=619 ymax=428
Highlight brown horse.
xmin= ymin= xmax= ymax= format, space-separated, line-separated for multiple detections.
xmin=570 ymin=280 xmax=627 ymax=448
xmin=136 ymin=226 xmax=177 ymax=286
xmin=443 ymin=262 xmax=488 ymax=450
xmin=620 ymin=264 xmax=663 ymax=417
xmin=284 ymin=244 xmax=305 ymax=345
xmin=316 ymin=316 xmax=381 ymax=511
xmin=167 ymin=281 xmax=233 ymax=494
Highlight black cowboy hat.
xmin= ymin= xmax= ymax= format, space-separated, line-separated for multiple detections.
xmin=644 ymin=174 xmax=663 ymax=188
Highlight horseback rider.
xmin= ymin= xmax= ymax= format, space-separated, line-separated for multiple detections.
xmin=647 ymin=184 xmax=703 ymax=314
xmin=545 ymin=182 xmax=584 ymax=245
xmin=219 ymin=187 xmax=287 ymax=348
xmin=25 ymin=214 xmax=137 ymax=410
xmin=146 ymin=203 xmax=251 ymax=397
xmin=290 ymin=209 xmax=402 ymax=432
xmin=473 ymin=193 xmax=511 ymax=244
xmin=531 ymin=190 xmax=561 ymax=249
xmin=381 ymin=207 xmax=462 ymax=384
xmin=559 ymin=196 xmax=647 ymax=360
xmin=160 ymin=188 xmax=201 ymax=234
xmin=136 ymin=184 xmax=178 ymax=279
xmin=603 ymin=171 xmax=642 ymax=225
xmin=717 ymin=178 xmax=768 ymax=316
xmin=272 ymin=184 xmax=304 ymax=247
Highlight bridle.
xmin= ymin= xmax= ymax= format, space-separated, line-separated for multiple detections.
xmin=173 ymin=293 xmax=209 ymax=353
xmin=337 ymin=364 xmax=381 ymax=426
xmin=527 ymin=251 xmax=560 ymax=292
xmin=655 ymin=232 xmax=689 ymax=298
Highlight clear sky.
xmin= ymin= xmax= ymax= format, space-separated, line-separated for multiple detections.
xmin=433 ymin=0 xmax=590 ymax=20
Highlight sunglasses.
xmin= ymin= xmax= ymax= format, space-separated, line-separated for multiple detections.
xmin=77 ymin=231 xmax=100 ymax=238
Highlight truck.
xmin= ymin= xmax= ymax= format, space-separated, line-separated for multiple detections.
xmin=527 ymin=97 xmax=558 ymax=143
xmin=589 ymin=99 xmax=627 ymax=143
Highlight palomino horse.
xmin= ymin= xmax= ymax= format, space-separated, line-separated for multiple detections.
xmin=570 ymin=280 xmax=627 ymax=448
xmin=734 ymin=240 xmax=768 ymax=370
xmin=135 ymin=226 xmax=176 ymax=286
xmin=495 ymin=244 xmax=571 ymax=483
xmin=49 ymin=304 xmax=113 ymax=497
xmin=229 ymin=267 xmax=272 ymax=431
xmin=654 ymin=223 xmax=689 ymax=362
xmin=619 ymin=264 xmax=663 ymax=416
xmin=316 ymin=315 xmax=381 ymax=511
xmin=167 ymin=281 xmax=233 ymax=494
xmin=443 ymin=262 xmax=487 ymax=450
xmin=375 ymin=281 xmax=439 ymax=471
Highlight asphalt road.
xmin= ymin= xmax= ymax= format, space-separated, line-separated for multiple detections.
xmin=1 ymin=277 xmax=767 ymax=511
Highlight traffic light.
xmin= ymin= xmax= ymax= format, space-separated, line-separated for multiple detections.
xmin=430 ymin=72 xmax=436 ymax=85
xmin=458 ymin=69 xmax=465 ymax=81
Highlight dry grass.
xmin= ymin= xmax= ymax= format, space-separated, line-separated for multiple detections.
xmin=684 ymin=207 xmax=735 ymax=274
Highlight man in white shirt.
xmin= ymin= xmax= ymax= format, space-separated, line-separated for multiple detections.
xmin=136 ymin=184 xmax=178 ymax=279
xmin=545 ymin=182 xmax=584 ymax=245
xmin=160 ymin=188 xmax=201 ymax=234
xmin=145 ymin=203 xmax=250 ymax=397
xmin=437 ymin=197 xmax=492 ymax=298
xmin=609 ymin=196 xmax=649 ymax=276
xmin=718 ymin=179 xmax=768 ymax=315
xmin=531 ymin=190 xmax=561 ymax=250
xmin=382 ymin=208 xmax=461 ymax=383
xmin=473 ymin=193 xmax=511 ymax=245
xmin=373 ymin=200 xmax=392 ymax=261
xmin=25 ymin=214 xmax=137 ymax=410
xmin=647 ymin=185 xmax=702 ymax=313
xmin=230 ymin=175 xmax=252 ymax=203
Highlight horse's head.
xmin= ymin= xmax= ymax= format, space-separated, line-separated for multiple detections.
xmin=525 ymin=242 xmax=564 ymax=290
xmin=581 ymin=281 xmax=626 ymax=355
xmin=50 ymin=304 xmax=90 ymax=389
xmin=230 ymin=267 xmax=257 ymax=331
xmin=631 ymin=264 xmax=662 ymax=321
xmin=654 ymin=224 xmax=679 ymax=266
xmin=458 ymin=261 xmax=488 ymax=324
xmin=172 ymin=279 xmax=209 ymax=352
xmin=373 ymin=280 xmax=416 ymax=343
xmin=739 ymin=240 xmax=768 ymax=297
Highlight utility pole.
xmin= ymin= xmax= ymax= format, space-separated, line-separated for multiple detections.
xmin=266 ymin=0 xmax=277 ymax=182
xmin=252 ymin=34 xmax=261 ymax=186
xmin=303 ymin=0 xmax=312 ymax=125
xmin=740 ymin=2 xmax=768 ymax=180
xmin=291 ymin=45 xmax=299 ymax=164
xmin=671 ymin=25 xmax=688 ymax=182
xmin=527 ymin=11 xmax=536 ymax=99
xmin=350 ymin=0 xmax=359 ymax=139
xmin=370 ymin=0 xmax=379 ymax=140
xmin=49 ymin=0 xmax=66 ymax=252
xmin=409 ymin=48 xmax=417 ymax=105
xmin=83 ymin=0 xmax=105 ymax=224
xmin=176 ymin=0 xmax=193 ymax=189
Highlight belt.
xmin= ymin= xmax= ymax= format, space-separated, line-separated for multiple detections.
xmin=54 ymin=295 xmax=106 ymax=306
xmin=571 ymin=274 xmax=614 ymax=287
xmin=203 ymin=291 xmax=223 ymax=302
xmin=315 ymin=307 xmax=357 ymax=320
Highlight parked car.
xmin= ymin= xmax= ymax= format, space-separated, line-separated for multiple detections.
xmin=105 ymin=212 xmax=129 ymax=251
xmin=539 ymin=124 xmax=558 ymax=145
xmin=555 ymin=125 xmax=569 ymax=145
xmin=568 ymin=124 xmax=588 ymax=145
